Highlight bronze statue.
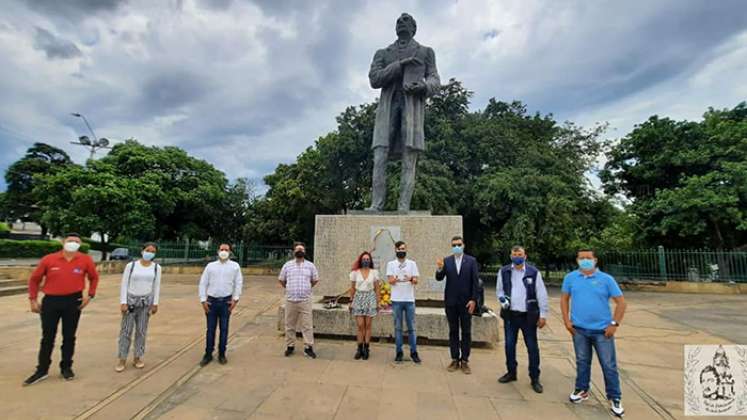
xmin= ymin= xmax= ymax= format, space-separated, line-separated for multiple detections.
xmin=366 ymin=13 xmax=440 ymax=212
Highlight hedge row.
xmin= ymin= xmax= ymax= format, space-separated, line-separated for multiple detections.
xmin=0 ymin=239 xmax=91 ymax=258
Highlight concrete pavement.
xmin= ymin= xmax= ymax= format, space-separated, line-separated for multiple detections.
xmin=0 ymin=273 xmax=745 ymax=419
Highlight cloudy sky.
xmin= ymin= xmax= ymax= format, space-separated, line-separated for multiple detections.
xmin=1 ymin=0 xmax=746 ymax=191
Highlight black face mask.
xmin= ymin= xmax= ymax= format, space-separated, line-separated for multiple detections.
xmin=396 ymin=251 xmax=407 ymax=259
xmin=295 ymin=250 xmax=305 ymax=258
xmin=360 ymin=260 xmax=371 ymax=268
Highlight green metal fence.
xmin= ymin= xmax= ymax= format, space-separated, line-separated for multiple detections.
xmin=479 ymin=247 xmax=747 ymax=284
xmin=112 ymin=242 xmax=747 ymax=283
xmin=601 ymin=247 xmax=747 ymax=283
xmin=114 ymin=241 xmax=311 ymax=268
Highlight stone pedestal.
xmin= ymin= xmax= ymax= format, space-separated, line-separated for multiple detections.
xmin=287 ymin=213 xmax=500 ymax=344
xmin=314 ymin=213 xmax=463 ymax=299
xmin=278 ymin=304 xmax=500 ymax=345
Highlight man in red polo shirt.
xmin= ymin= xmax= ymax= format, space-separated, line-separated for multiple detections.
xmin=23 ymin=233 xmax=99 ymax=386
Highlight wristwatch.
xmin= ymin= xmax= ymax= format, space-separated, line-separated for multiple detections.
xmin=610 ymin=320 xmax=619 ymax=327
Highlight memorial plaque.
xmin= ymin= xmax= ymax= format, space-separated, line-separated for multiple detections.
xmin=370 ymin=225 xmax=400 ymax=270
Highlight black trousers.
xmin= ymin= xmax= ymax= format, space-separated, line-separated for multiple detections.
xmin=445 ymin=303 xmax=472 ymax=362
xmin=37 ymin=293 xmax=82 ymax=373
xmin=504 ymin=310 xmax=541 ymax=380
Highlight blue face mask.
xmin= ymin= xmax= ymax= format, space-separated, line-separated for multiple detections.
xmin=578 ymin=258 xmax=596 ymax=271
xmin=452 ymin=245 xmax=463 ymax=255
xmin=511 ymin=256 xmax=525 ymax=265
xmin=142 ymin=251 xmax=156 ymax=261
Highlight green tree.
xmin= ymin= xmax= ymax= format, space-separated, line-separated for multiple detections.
xmin=0 ymin=192 xmax=8 ymax=222
xmin=34 ymin=162 xmax=155 ymax=253
xmin=4 ymin=143 xmax=74 ymax=235
xmin=602 ymin=103 xmax=747 ymax=248
xmin=96 ymin=140 xmax=233 ymax=240
xmin=33 ymin=140 xmax=246 ymax=247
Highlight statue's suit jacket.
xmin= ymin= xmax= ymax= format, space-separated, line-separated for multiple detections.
xmin=368 ymin=39 xmax=440 ymax=159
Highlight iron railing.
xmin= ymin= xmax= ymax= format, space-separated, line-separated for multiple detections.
xmin=479 ymin=247 xmax=747 ymax=283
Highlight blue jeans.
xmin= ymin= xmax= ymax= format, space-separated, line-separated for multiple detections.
xmin=504 ymin=311 xmax=540 ymax=379
xmin=392 ymin=301 xmax=417 ymax=354
xmin=572 ymin=326 xmax=621 ymax=400
xmin=205 ymin=296 xmax=231 ymax=356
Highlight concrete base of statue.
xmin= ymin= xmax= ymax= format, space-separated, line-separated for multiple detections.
xmin=277 ymin=303 xmax=500 ymax=346
xmin=275 ymin=212 xmax=500 ymax=345
xmin=314 ymin=212 xmax=462 ymax=299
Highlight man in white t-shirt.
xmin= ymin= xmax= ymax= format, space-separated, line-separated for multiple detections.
xmin=386 ymin=241 xmax=421 ymax=363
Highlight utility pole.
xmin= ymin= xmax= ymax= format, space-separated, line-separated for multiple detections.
xmin=70 ymin=113 xmax=112 ymax=161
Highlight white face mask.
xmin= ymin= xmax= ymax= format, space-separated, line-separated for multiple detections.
xmin=218 ymin=250 xmax=230 ymax=260
xmin=63 ymin=241 xmax=80 ymax=252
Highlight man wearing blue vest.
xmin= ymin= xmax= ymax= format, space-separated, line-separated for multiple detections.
xmin=496 ymin=245 xmax=548 ymax=394
xmin=561 ymin=248 xmax=627 ymax=418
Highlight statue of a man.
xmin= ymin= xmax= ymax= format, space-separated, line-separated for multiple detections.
xmin=366 ymin=13 xmax=440 ymax=212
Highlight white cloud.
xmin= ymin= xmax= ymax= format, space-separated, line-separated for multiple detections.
xmin=1 ymin=0 xmax=746 ymax=192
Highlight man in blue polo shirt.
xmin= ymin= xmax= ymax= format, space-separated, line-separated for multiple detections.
xmin=561 ymin=249 xmax=627 ymax=418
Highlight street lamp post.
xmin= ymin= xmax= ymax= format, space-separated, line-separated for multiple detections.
xmin=70 ymin=113 xmax=112 ymax=160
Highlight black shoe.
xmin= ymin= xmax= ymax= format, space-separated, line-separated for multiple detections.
xmin=411 ymin=352 xmax=421 ymax=364
xmin=362 ymin=344 xmax=370 ymax=360
xmin=23 ymin=370 xmax=48 ymax=387
xmin=199 ymin=354 xmax=213 ymax=367
xmin=218 ymin=354 xmax=227 ymax=365
xmin=285 ymin=346 xmax=294 ymax=357
xmin=61 ymin=368 xmax=75 ymax=381
xmin=354 ymin=344 xmax=363 ymax=360
xmin=531 ymin=380 xmax=544 ymax=393
xmin=304 ymin=346 xmax=317 ymax=359
xmin=395 ymin=351 xmax=403 ymax=362
xmin=498 ymin=372 xmax=517 ymax=383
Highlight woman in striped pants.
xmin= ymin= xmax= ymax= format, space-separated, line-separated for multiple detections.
xmin=116 ymin=243 xmax=161 ymax=372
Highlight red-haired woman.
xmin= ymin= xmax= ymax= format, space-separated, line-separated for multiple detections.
xmin=349 ymin=251 xmax=381 ymax=360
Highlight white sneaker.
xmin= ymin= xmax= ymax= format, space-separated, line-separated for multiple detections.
xmin=610 ymin=399 xmax=625 ymax=417
xmin=569 ymin=389 xmax=589 ymax=403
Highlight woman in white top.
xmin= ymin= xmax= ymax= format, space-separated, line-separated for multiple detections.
xmin=349 ymin=251 xmax=381 ymax=360
xmin=116 ymin=242 xmax=161 ymax=372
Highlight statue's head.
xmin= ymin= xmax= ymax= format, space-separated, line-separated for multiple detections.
xmin=396 ymin=13 xmax=416 ymax=38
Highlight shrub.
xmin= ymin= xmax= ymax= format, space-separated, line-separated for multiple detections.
xmin=0 ymin=239 xmax=90 ymax=258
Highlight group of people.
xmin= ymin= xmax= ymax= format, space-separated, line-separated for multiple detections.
xmin=293 ymin=236 xmax=627 ymax=418
xmin=22 ymin=233 xmax=627 ymax=418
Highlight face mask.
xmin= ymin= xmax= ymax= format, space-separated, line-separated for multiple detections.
xmin=396 ymin=251 xmax=406 ymax=259
xmin=452 ymin=245 xmax=463 ymax=255
xmin=142 ymin=251 xmax=156 ymax=261
xmin=360 ymin=260 xmax=371 ymax=268
xmin=511 ymin=256 xmax=525 ymax=265
xmin=295 ymin=250 xmax=305 ymax=259
xmin=63 ymin=241 xmax=80 ymax=252
xmin=218 ymin=251 xmax=230 ymax=260
xmin=578 ymin=258 xmax=596 ymax=271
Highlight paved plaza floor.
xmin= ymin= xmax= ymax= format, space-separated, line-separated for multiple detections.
xmin=0 ymin=274 xmax=745 ymax=419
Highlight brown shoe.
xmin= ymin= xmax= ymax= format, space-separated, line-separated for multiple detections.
xmin=461 ymin=361 xmax=472 ymax=375
xmin=447 ymin=360 xmax=460 ymax=372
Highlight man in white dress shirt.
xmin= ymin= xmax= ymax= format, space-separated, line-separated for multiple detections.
xmin=198 ymin=244 xmax=243 ymax=366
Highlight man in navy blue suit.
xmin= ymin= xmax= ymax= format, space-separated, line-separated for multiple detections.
xmin=435 ymin=235 xmax=480 ymax=374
